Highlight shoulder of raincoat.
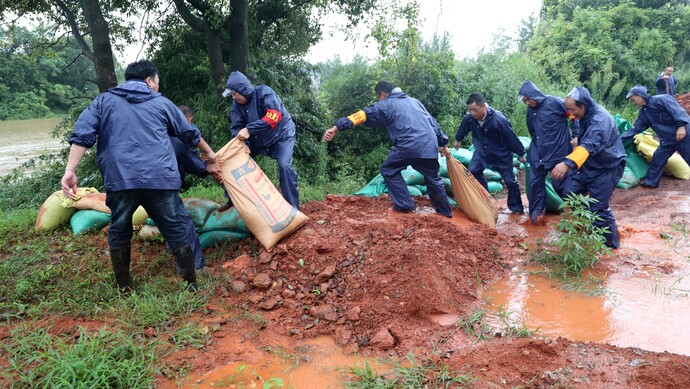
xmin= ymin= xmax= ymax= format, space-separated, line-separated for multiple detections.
xmin=335 ymin=91 xmax=445 ymax=159
xmin=70 ymin=79 xmax=200 ymax=192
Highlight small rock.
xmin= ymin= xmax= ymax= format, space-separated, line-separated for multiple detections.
xmin=252 ymin=273 xmax=272 ymax=289
xmin=344 ymin=342 xmax=359 ymax=355
xmin=335 ymin=326 xmax=352 ymax=346
xmin=248 ymin=294 xmax=262 ymax=304
xmin=310 ymin=304 xmax=338 ymax=321
xmin=347 ymin=306 xmax=361 ymax=321
xmin=258 ymin=251 xmax=272 ymax=264
xmin=258 ymin=297 xmax=280 ymax=310
xmin=314 ymin=264 xmax=337 ymax=284
xmin=370 ymin=328 xmax=395 ymax=350
xmin=282 ymin=289 xmax=296 ymax=298
xmin=231 ymin=281 xmax=246 ymax=293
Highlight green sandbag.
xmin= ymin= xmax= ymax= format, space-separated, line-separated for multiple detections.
xmin=447 ymin=197 xmax=457 ymax=207
xmin=613 ymin=114 xmax=632 ymax=134
xmin=487 ymin=181 xmax=504 ymax=193
xmin=407 ymin=185 xmax=423 ymax=197
xmin=70 ymin=209 xmax=111 ymax=235
xmin=438 ymin=156 xmax=448 ymax=176
xmin=198 ymin=207 xmax=250 ymax=234
xmin=401 ymin=166 xmax=425 ymax=186
xmin=198 ymin=230 xmax=251 ymax=249
xmin=625 ymin=147 xmax=649 ymax=180
xmin=524 ymin=164 xmax=564 ymax=213
xmin=617 ymin=165 xmax=639 ymax=189
xmin=518 ymin=136 xmax=531 ymax=151
xmin=183 ymin=197 xmax=220 ymax=227
xmin=450 ymin=148 xmax=473 ymax=166
xmin=443 ymin=177 xmax=453 ymax=196
xmin=413 ymin=184 xmax=428 ymax=195
xmin=513 ymin=166 xmax=519 ymax=176
xmin=484 ymin=168 xmax=502 ymax=182
xmin=355 ymin=174 xmax=387 ymax=197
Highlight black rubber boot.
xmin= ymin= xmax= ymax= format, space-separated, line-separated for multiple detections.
xmin=172 ymin=245 xmax=198 ymax=291
xmin=109 ymin=245 xmax=131 ymax=292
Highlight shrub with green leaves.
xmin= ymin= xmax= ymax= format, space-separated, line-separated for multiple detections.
xmin=533 ymin=193 xmax=611 ymax=274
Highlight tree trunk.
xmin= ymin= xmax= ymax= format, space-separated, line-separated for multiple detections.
xmin=228 ymin=0 xmax=249 ymax=74
xmin=79 ymin=0 xmax=117 ymax=92
xmin=206 ymin=28 xmax=226 ymax=87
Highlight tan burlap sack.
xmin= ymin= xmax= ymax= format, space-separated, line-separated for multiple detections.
xmin=446 ymin=156 xmax=498 ymax=228
xmin=216 ymin=138 xmax=308 ymax=249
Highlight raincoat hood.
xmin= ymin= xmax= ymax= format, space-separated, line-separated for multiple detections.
xmin=626 ymin=85 xmax=650 ymax=101
xmin=567 ymin=86 xmax=597 ymax=120
xmin=222 ymin=71 xmax=255 ymax=100
xmin=107 ymin=80 xmax=160 ymax=103
xmin=518 ymin=80 xmax=546 ymax=104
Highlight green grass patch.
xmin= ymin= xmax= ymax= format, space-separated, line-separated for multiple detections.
xmin=1 ymin=324 xmax=159 ymax=388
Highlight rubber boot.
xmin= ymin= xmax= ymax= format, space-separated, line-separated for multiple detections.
xmin=173 ymin=245 xmax=198 ymax=291
xmin=109 ymin=245 xmax=131 ymax=292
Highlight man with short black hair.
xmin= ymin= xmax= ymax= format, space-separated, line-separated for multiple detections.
xmin=454 ymin=92 xmax=526 ymax=214
xmin=61 ymin=60 xmax=216 ymax=292
xmin=622 ymin=85 xmax=690 ymax=188
xmin=323 ymin=81 xmax=452 ymax=218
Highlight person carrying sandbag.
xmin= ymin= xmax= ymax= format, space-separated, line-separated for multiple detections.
xmin=323 ymin=81 xmax=452 ymax=218
xmin=61 ymin=60 xmax=217 ymax=292
xmin=621 ymin=85 xmax=690 ymax=188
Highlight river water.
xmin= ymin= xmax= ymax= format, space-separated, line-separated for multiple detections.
xmin=0 ymin=118 xmax=64 ymax=176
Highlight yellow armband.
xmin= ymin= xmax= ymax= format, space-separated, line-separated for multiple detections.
xmin=566 ymin=146 xmax=590 ymax=168
xmin=347 ymin=110 xmax=367 ymax=126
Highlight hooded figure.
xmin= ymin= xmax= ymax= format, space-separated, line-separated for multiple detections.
xmin=455 ymin=93 xmax=526 ymax=214
xmin=518 ymin=80 xmax=580 ymax=224
xmin=552 ymin=86 xmax=626 ymax=248
xmin=322 ymin=81 xmax=452 ymax=218
xmin=222 ymin=71 xmax=299 ymax=209
xmin=622 ymin=85 xmax=690 ymax=188
xmin=63 ymin=60 xmax=217 ymax=292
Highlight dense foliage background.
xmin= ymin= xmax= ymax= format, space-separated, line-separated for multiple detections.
xmin=1 ymin=0 xmax=690 ymax=209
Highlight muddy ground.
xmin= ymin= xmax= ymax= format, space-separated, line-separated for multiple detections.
xmin=150 ymin=172 xmax=689 ymax=388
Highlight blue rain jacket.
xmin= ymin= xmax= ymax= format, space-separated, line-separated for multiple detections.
xmin=335 ymin=91 xmax=448 ymax=159
xmin=621 ymin=91 xmax=690 ymax=146
xmin=455 ymin=105 xmax=525 ymax=168
xmin=226 ymin=71 xmax=296 ymax=151
xmin=564 ymin=87 xmax=625 ymax=177
xmin=656 ymin=74 xmax=678 ymax=95
xmin=518 ymin=81 xmax=580 ymax=169
xmin=70 ymin=80 xmax=201 ymax=192
xmin=171 ymin=124 xmax=208 ymax=180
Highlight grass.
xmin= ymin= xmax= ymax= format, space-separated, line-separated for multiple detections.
xmin=342 ymin=353 xmax=475 ymax=388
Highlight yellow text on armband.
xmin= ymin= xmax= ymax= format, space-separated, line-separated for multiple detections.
xmin=347 ymin=110 xmax=367 ymax=126
xmin=566 ymin=146 xmax=590 ymax=168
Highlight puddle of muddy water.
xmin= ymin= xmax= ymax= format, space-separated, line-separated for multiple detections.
xmin=185 ymin=337 xmax=379 ymax=389
xmin=484 ymin=208 xmax=690 ymax=356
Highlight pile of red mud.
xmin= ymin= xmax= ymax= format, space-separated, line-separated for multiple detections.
xmin=676 ymin=92 xmax=690 ymax=112
xmin=217 ymin=195 xmax=503 ymax=354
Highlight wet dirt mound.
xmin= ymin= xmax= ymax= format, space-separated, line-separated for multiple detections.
xmin=219 ymin=195 xmax=507 ymax=354
xmin=676 ymin=93 xmax=690 ymax=113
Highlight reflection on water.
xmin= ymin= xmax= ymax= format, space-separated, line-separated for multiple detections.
xmin=0 ymin=118 xmax=63 ymax=176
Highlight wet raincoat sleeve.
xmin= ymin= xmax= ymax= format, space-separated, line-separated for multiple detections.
xmin=497 ymin=118 xmax=525 ymax=156
xmin=570 ymin=116 xmax=610 ymax=165
xmin=454 ymin=115 xmax=473 ymax=143
xmin=622 ymin=115 xmax=650 ymax=143
xmin=230 ymin=103 xmax=247 ymax=137
xmin=430 ymin=116 xmax=449 ymax=147
xmin=70 ymin=99 xmax=101 ymax=148
xmin=335 ymin=102 xmax=385 ymax=131
xmin=172 ymin=136 xmax=207 ymax=179
xmin=245 ymin=86 xmax=286 ymax=135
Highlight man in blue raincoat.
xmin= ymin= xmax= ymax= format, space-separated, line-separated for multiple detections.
xmin=454 ymin=93 xmax=526 ymax=214
xmin=551 ymin=86 xmax=626 ymax=249
xmin=655 ymin=66 xmax=678 ymax=96
xmin=61 ymin=60 xmax=217 ymax=291
xmin=222 ymin=71 xmax=300 ymax=209
xmin=621 ymin=85 xmax=690 ymax=188
xmin=322 ymin=81 xmax=452 ymax=218
xmin=172 ymin=105 xmax=223 ymax=272
xmin=518 ymin=81 xmax=580 ymax=224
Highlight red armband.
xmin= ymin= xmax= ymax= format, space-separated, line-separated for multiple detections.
xmin=261 ymin=109 xmax=283 ymax=129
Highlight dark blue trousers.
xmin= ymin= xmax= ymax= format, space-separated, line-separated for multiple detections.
xmin=251 ymin=133 xmax=300 ymax=210
xmin=528 ymin=164 xmax=566 ymax=223
xmin=380 ymin=149 xmax=452 ymax=217
xmin=469 ymin=157 xmax=523 ymax=213
xmin=645 ymin=138 xmax=690 ymax=187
